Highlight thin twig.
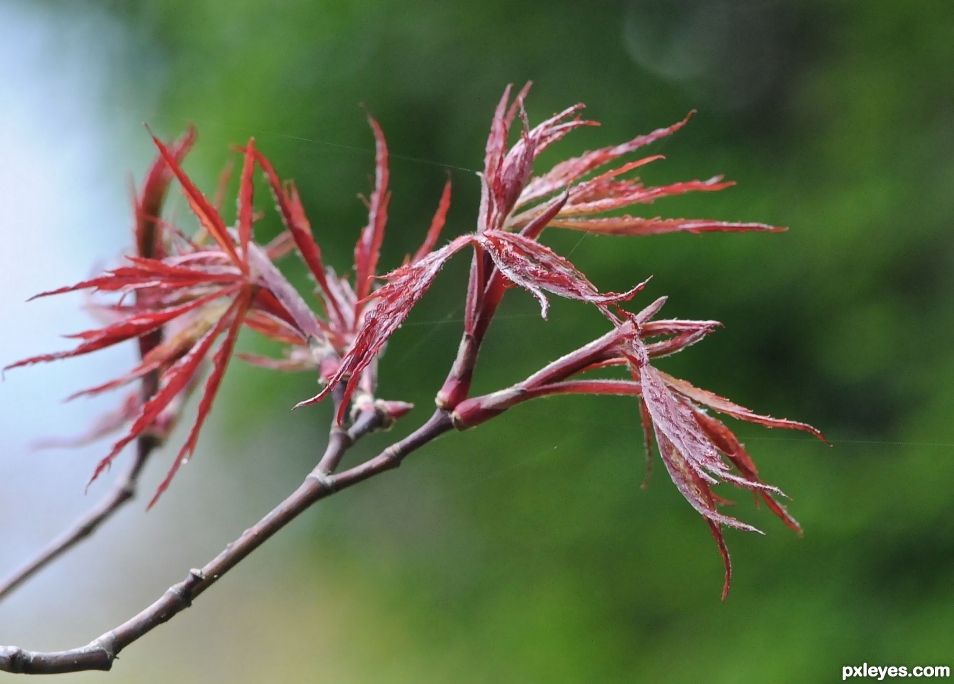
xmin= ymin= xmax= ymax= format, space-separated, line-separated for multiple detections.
xmin=0 ymin=322 xmax=167 ymax=603
xmin=0 ymin=409 xmax=453 ymax=675
xmin=0 ymin=436 xmax=156 ymax=601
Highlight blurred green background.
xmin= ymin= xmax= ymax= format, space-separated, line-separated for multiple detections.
xmin=2 ymin=1 xmax=952 ymax=682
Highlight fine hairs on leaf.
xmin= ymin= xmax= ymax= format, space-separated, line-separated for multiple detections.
xmin=0 ymin=83 xmax=825 ymax=675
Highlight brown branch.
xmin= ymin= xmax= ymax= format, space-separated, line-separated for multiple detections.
xmin=0 ymin=326 xmax=168 ymax=602
xmin=0 ymin=436 xmax=156 ymax=601
xmin=0 ymin=409 xmax=453 ymax=675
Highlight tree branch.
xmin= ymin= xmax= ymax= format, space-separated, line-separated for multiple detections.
xmin=0 ymin=436 xmax=156 ymax=602
xmin=0 ymin=325 xmax=172 ymax=603
xmin=0 ymin=409 xmax=453 ymax=675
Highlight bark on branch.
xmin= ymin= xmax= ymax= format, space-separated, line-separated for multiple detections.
xmin=0 ymin=322 xmax=169 ymax=603
xmin=0 ymin=437 xmax=155 ymax=601
xmin=0 ymin=409 xmax=453 ymax=675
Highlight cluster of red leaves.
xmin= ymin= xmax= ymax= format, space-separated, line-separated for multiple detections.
xmin=307 ymin=84 xmax=824 ymax=596
xmin=5 ymin=117 xmax=419 ymax=507
xmin=8 ymin=84 xmax=822 ymax=596
xmin=452 ymin=297 xmax=825 ymax=598
xmin=619 ymin=307 xmax=825 ymax=598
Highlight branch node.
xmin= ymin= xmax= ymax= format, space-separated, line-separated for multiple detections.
xmin=91 ymin=634 xmax=117 ymax=662
xmin=117 ymin=482 xmax=137 ymax=501
xmin=306 ymin=470 xmax=336 ymax=492
xmin=166 ymin=584 xmax=192 ymax=608
xmin=381 ymin=444 xmax=402 ymax=467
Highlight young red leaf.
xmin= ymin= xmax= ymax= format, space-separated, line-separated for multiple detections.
xmin=694 ymin=409 xmax=803 ymax=535
xmin=65 ymin=359 xmax=165 ymax=401
xmin=242 ymin=308 xmax=308 ymax=346
xmin=519 ymin=111 xmax=695 ymax=205
xmin=644 ymin=323 xmax=722 ymax=359
xmin=246 ymin=242 xmax=325 ymax=342
xmin=476 ymin=230 xmax=648 ymax=319
xmin=654 ymin=431 xmax=761 ymax=534
xmin=546 ymin=216 xmax=786 ymax=236
xmin=482 ymin=94 xmax=595 ymax=234
xmin=553 ymin=177 xmax=735 ymax=217
xmin=411 ymin=176 xmax=453 ymax=263
xmin=254 ymin=154 xmax=322 ymax=277
xmin=504 ymin=81 xmax=534 ymax=126
xmin=148 ymin=290 xmax=251 ymax=508
xmin=521 ymin=104 xmax=595 ymax=158
xmin=148 ymin=127 xmax=242 ymax=267
xmin=573 ymin=154 xmax=666 ymax=191
xmin=87 ymin=295 xmax=241 ymax=489
xmin=517 ymin=190 xmax=569 ymax=242
xmin=491 ymin=106 xmax=536 ymax=226
xmin=640 ymin=359 xmax=787 ymax=494
xmin=706 ymin=517 xmax=733 ymax=602
xmin=507 ymin=156 xmax=664 ymax=230
xmin=657 ymin=370 xmax=827 ymax=442
xmin=353 ymin=115 xmax=391 ymax=303
xmin=640 ymin=318 xmax=721 ymax=337
xmin=657 ymin=467 xmax=745 ymax=602
xmin=65 ymin=307 xmax=228 ymax=401
xmin=248 ymin=285 xmax=298 ymax=326
xmin=478 ymin=84 xmax=516 ymax=234
xmin=136 ymin=127 xmax=197 ymax=259
xmin=467 ymin=192 xmax=572 ymax=337
xmin=296 ymin=235 xmax=473 ymax=420
xmin=254 ymin=150 xmax=343 ymax=324
xmin=24 ymin=261 xmax=239 ymax=300
xmin=237 ymin=138 xmax=256 ymax=258
xmin=126 ymin=253 xmax=241 ymax=276
xmin=638 ymin=359 xmax=723 ymax=485
xmin=5 ymin=288 xmax=235 ymax=372
xmin=320 ymin=268 xmax=358 ymax=334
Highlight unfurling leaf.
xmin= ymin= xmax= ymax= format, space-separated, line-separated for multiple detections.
xmin=296 ymin=236 xmax=473 ymax=421
xmin=476 ymin=230 xmax=648 ymax=318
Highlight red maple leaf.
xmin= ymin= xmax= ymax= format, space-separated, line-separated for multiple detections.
xmin=7 ymin=86 xmax=823 ymax=600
